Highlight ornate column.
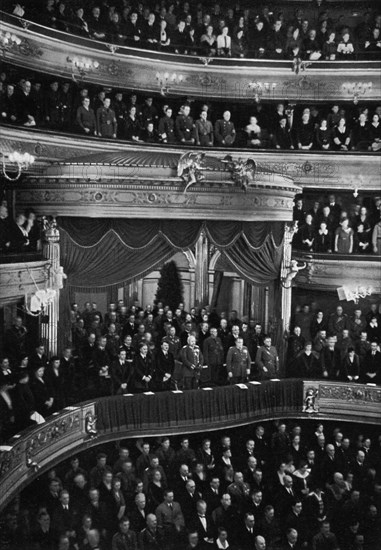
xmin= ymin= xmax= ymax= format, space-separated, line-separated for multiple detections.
xmin=41 ymin=218 xmax=65 ymax=356
xmin=280 ymin=222 xmax=298 ymax=334
xmin=194 ymin=231 xmax=209 ymax=307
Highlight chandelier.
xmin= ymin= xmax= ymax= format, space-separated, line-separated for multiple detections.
xmin=1 ymin=151 xmax=35 ymax=181
xmin=248 ymin=81 xmax=277 ymax=102
xmin=337 ymin=285 xmax=373 ymax=304
xmin=155 ymin=72 xmax=184 ymax=96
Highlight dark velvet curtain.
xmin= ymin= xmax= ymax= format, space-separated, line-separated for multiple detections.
xmin=95 ymin=380 xmax=303 ymax=436
xmin=58 ymin=218 xmax=284 ymax=289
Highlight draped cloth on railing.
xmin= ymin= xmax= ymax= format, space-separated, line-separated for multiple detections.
xmin=58 ymin=218 xmax=284 ymax=288
xmin=95 ymin=380 xmax=303 ymax=436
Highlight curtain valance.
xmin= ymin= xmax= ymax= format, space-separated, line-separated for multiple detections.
xmin=58 ymin=218 xmax=284 ymax=288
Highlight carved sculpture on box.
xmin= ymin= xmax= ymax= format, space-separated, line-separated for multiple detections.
xmin=177 ymin=152 xmax=206 ymax=193
xmin=221 ymin=155 xmax=257 ymax=191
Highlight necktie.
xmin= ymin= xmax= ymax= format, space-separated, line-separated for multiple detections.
xmin=224 ymin=36 xmax=227 ymax=48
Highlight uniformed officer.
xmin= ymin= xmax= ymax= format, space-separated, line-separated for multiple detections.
xmin=195 ymin=110 xmax=214 ymax=146
xmin=255 ymin=337 xmax=279 ymax=380
xmin=113 ymin=91 xmax=127 ymax=138
xmin=158 ymin=107 xmax=176 ymax=143
xmin=214 ymin=110 xmax=236 ymax=146
xmin=226 ymin=337 xmax=251 ymax=384
xmin=203 ymin=327 xmax=225 ymax=385
xmin=175 ymin=104 xmax=195 ymax=144
xmin=96 ymin=97 xmax=117 ymax=138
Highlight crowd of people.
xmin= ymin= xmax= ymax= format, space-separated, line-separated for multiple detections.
xmin=5 ymin=0 xmax=381 ymax=61
xmin=293 ymin=194 xmax=381 ymax=255
xmin=287 ymin=301 xmax=381 ymax=381
xmin=1 ymin=420 xmax=381 ymax=549
xmin=1 ymin=297 xmax=380 ymax=442
xmin=0 ymin=203 xmax=41 ymax=255
xmin=1 ymin=69 xmax=381 ymax=151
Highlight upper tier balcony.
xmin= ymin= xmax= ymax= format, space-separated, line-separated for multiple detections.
xmin=0 ymin=11 xmax=380 ymax=102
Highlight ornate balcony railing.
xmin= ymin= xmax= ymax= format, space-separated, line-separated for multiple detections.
xmin=292 ymin=251 xmax=381 ymax=293
xmin=0 ymin=11 xmax=380 ymax=102
xmin=0 ymin=380 xmax=380 ymax=511
xmin=0 ymin=259 xmax=51 ymax=305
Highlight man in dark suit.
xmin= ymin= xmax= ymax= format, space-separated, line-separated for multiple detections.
xmin=189 ymin=500 xmax=215 ymax=544
xmin=361 ymin=341 xmax=381 ymax=383
xmin=132 ymin=343 xmax=154 ymax=392
xmin=246 ymin=489 xmax=264 ymax=522
xmin=280 ymin=527 xmax=301 ymax=550
xmin=203 ymin=327 xmax=225 ymax=386
xmin=154 ymin=341 xmax=175 ymax=391
xmin=177 ymin=479 xmax=202 ymax=524
xmin=51 ymin=490 xmax=79 ymax=544
xmin=203 ymin=476 xmax=222 ymax=513
xmin=237 ymin=513 xmax=258 ymax=550
xmin=275 ymin=476 xmax=299 ymax=521
xmin=110 ymin=349 xmax=132 ymax=395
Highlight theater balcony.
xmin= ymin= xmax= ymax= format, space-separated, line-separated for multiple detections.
xmin=0 ymin=379 xmax=380 ymax=511
xmin=292 ymin=251 xmax=381 ymax=294
xmin=2 ymin=126 xmax=381 ymax=203
xmin=1 ymin=11 xmax=380 ymax=102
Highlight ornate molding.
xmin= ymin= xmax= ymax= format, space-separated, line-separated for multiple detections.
xmin=1 ymin=13 xmax=380 ymax=101
xmin=293 ymin=253 xmax=381 ymax=292
xmin=319 ymin=384 xmax=381 ymax=403
xmin=1 ymin=126 xmax=380 ymax=191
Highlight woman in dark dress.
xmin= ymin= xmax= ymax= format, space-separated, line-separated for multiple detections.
xmin=124 ymin=106 xmax=142 ymax=141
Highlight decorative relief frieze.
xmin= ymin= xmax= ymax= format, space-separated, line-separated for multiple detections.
xmin=319 ymin=384 xmax=381 ymax=403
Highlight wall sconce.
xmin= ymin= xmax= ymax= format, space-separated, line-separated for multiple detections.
xmin=155 ymin=72 xmax=184 ymax=96
xmin=0 ymin=30 xmax=22 ymax=50
xmin=337 ymin=285 xmax=373 ymax=304
xmin=248 ymin=81 xmax=277 ymax=102
xmin=2 ymin=151 xmax=35 ymax=181
xmin=341 ymin=82 xmax=372 ymax=104
xmin=67 ymin=56 xmax=100 ymax=80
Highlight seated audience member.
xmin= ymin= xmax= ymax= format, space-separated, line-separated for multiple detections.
xmin=268 ymin=20 xmax=286 ymax=59
xmin=355 ymin=206 xmax=372 ymax=253
xmin=8 ymin=212 xmax=30 ymax=252
xmin=158 ymin=20 xmax=171 ymax=52
xmin=322 ymin=32 xmax=337 ymax=60
xmin=172 ymin=20 xmax=189 ymax=54
xmin=250 ymin=20 xmax=268 ymax=58
xmin=337 ymin=31 xmax=355 ymax=58
xmin=141 ymin=121 xmax=159 ymax=143
xmin=302 ymin=29 xmax=321 ymax=59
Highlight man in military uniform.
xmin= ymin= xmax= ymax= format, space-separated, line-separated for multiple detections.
xmin=112 ymin=91 xmax=127 ymax=138
xmin=45 ymin=80 xmax=61 ymax=129
xmin=76 ymin=97 xmax=96 ymax=135
xmin=158 ymin=106 xmax=176 ymax=143
xmin=195 ymin=109 xmax=214 ymax=146
xmin=203 ymin=327 xmax=225 ymax=385
xmin=255 ymin=337 xmax=279 ymax=380
xmin=214 ymin=110 xmax=236 ymax=146
xmin=181 ymin=335 xmax=203 ymax=390
xmin=96 ymin=97 xmax=117 ymax=138
xmin=175 ymin=104 xmax=195 ymax=144
xmin=226 ymin=337 xmax=251 ymax=384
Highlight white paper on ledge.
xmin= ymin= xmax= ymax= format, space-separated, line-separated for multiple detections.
xmin=235 ymin=383 xmax=248 ymax=389
xmin=270 ymin=378 xmax=281 ymax=382
xmin=123 ymin=393 xmax=134 ymax=396
xmin=202 ymin=387 xmax=213 ymax=391
xmin=172 ymin=390 xmax=183 ymax=393
xmin=249 ymin=381 xmax=261 ymax=385
xmin=143 ymin=391 xmax=155 ymax=395
xmin=366 ymin=383 xmax=377 ymax=386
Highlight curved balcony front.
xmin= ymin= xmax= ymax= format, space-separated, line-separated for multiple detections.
xmin=0 ymin=258 xmax=50 ymax=306
xmin=1 ymin=11 xmax=380 ymax=102
xmin=0 ymin=379 xmax=380 ymax=511
xmin=2 ymin=126 xmax=381 ymax=195
xmin=292 ymin=251 xmax=381 ymax=293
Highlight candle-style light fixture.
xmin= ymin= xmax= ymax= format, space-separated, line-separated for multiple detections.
xmin=2 ymin=151 xmax=35 ymax=181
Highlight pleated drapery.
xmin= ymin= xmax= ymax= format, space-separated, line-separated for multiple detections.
xmin=58 ymin=218 xmax=284 ymax=288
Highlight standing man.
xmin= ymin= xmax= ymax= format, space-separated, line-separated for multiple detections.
xmin=203 ymin=327 xmax=225 ymax=386
xmin=226 ymin=337 xmax=251 ymax=384
xmin=256 ymin=337 xmax=279 ymax=380
xmin=214 ymin=110 xmax=236 ymax=146
xmin=181 ymin=335 xmax=203 ymax=390
xmin=97 ymin=97 xmax=117 ymax=138
xmin=154 ymin=341 xmax=175 ymax=391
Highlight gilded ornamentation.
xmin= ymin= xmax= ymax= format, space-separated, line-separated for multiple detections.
xmin=320 ymin=384 xmax=381 ymax=403
xmin=177 ymin=152 xmax=206 ymax=192
xmin=18 ymin=39 xmax=43 ymax=57
xmin=221 ymin=155 xmax=256 ymax=191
